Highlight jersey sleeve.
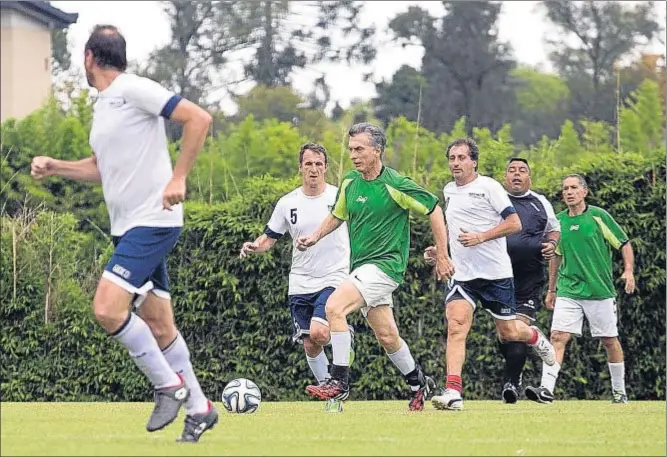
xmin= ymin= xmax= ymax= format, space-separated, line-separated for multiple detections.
xmin=385 ymin=176 xmax=439 ymax=216
xmin=487 ymin=178 xmax=516 ymax=219
xmin=264 ymin=199 xmax=287 ymax=239
xmin=331 ymin=178 xmax=353 ymax=221
xmin=594 ymin=208 xmax=629 ymax=250
xmin=123 ymin=75 xmax=182 ymax=118
xmin=536 ymin=193 xmax=561 ymax=232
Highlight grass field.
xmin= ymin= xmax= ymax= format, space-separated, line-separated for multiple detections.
xmin=1 ymin=400 xmax=665 ymax=456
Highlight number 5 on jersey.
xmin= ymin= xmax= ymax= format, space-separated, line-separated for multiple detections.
xmin=290 ymin=208 xmax=297 ymax=224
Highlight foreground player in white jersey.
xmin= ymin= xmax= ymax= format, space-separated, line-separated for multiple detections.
xmin=31 ymin=25 xmax=217 ymax=442
xmin=239 ymin=143 xmax=353 ymax=385
xmin=426 ymin=138 xmax=557 ymax=411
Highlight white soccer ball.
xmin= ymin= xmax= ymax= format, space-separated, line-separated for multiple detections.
xmin=221 ymin=378 xmax=262 ymax=414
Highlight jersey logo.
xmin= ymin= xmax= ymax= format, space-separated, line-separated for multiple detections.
xmin=570 ymin=225 xmax=580 ymax=231
xmin=327 ymin=204 xmax=334 ymax=211
xmin=356 ymin=196 xmax=368 ymax=204
xmin=468 ymin=192 xmax=485 ymax=199
xmin=530 ymin=202 xmax=541 ymax=212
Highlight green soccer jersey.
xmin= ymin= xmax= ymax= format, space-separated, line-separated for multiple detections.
xmin=331 ymin=167 xmax=439 ymax=284
xmin=555 ymin=205 xmax=629 ymax=300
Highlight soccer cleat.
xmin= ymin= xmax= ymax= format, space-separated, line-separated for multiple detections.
xmin=146 ymin=374 xmax=190 ymax=432
xmin=177 ymin=401 xmax=219 ymax=443
xmin=502 ymin=382 xmax=519 ymax=404
xmin=525 ymin=386 xmax=554 ymax=404
xmin=348 ymin=324 xmax=356 ymax=367
xmin=612 ymin=391 xmax=629 ymax=404
xmin=432 ymin=388 xmax=464 ymax=411
xmin=408 ymin=375 xmax=436 ymax=411
xmin=528 ymin=326 xmax=557 ymax=366
xmin=306 ymin=377 xmax=349 ymax=401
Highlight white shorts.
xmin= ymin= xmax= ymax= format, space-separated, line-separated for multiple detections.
xmin=348 ymin=264 xmax=399 ymax=318
xmin=551 ymin=297 xmax=619 ymax=337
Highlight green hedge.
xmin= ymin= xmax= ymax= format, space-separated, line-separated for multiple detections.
xmin=1 ymin=159 xmax=664 ymax=402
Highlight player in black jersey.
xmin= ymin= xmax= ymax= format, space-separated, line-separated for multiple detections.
xmin=500 ymin=158 xmax=561 ymax=403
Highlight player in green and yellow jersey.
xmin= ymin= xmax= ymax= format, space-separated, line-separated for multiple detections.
xmin=526 ymin=174 xmax=636 ymax=404
xmin=296 ymin=122 xmax=455 ymax=411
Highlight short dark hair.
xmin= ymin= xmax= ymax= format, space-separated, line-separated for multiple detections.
xmin=299 ymin=143 xmax=328 ymax=165
xmin=85 ymin=25 xmax=127 ymax=71
xmin=348 ymin=122 xmax=386 ymax=155
xmin=446 ymin=137 xmax=479 ymax=162
xmin=507 ymin=157 xmax=531 ymax=173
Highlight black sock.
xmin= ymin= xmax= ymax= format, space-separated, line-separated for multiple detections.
xmin=500 ymin=341 xmax=528 ymax=385
xmin=405 ymin=365 xmax=425 ymax=390
xmin=330 ymin=364 xmax=350 ymax=384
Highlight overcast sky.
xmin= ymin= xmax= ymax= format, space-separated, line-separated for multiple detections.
xmin=52 ymin=1 xmax=666 ymax=113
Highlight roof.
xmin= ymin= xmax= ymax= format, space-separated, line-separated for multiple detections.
xmin=1 ymin=1 xmax=78 ymax=28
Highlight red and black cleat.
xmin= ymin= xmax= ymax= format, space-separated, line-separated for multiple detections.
xmin=306 ymin=378 xmax=350 ymax=401
xmin=408 ymin=376 xmax=436 ymax=411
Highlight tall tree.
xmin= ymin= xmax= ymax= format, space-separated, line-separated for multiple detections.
xmin=388 ymin=2 xmax=517 ymax=135
xmin=135 ymin=1 xmax=258 ymax=107
xmin=243 ymin=1 xmax=376 ymax=92
xmin=373 ymin=65 xmax=424 ymax=127
xmin=542 ymin=0 xmax=662 ymax=122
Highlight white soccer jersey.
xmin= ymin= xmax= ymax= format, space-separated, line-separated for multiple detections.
xmin=266 ymin=184 xmax=350 ymax=295
xmin=444 ymin=175 xmax=516 ymax=281
xmin=89 ymin=73 xmax=183 ymax=236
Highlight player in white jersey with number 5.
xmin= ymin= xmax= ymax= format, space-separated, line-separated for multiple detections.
xmin=426 ymin=138 xmax=557 ymax=411
xmin=31 ymin=25 xmax=217 ymax=443
xmin=239 ymin=143 xmax=353 ymax=386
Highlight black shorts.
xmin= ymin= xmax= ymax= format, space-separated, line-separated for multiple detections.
xmin=515 ymin=295 xmax=541 ymax=321
xmin=445 ymin=278 xmax=516 ymax=320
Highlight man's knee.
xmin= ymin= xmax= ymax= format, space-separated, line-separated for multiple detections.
xmin=496 ymin=321 xmax=520 ymax=342
xmin=550 ymin=330 xmax=571 ymax=345
xmin=446 ymin=302 xmax=472 ymax=338
xmin=374 ymin=322 xmax=400 ymax=349
xmin=309 ymin=326 xmax=330 ymax=346
xmin=93 ymin=280 xmax=131 ymax=332
xmin=325 ymin=300 xmax=347 ymax=321
xmin=601 ymin=336 xmax=620 ymax=349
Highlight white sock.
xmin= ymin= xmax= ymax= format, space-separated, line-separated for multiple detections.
xmin=387 ymin=339 xmax=416 ymax=375
xmin=330 ymin=331 xmax=351 ymax=366
xmin=540 ymin=361 xmax=561 ymax=392
xmin=306 ymin=350 xmax=330 ymax=383
xmin=387 ymin=339 xmax=419 ymax=391
xmin=113 ymin=313 xmax=180 ymax=389
xmin=162 ymin=332 xmax=209 ymax=415
xmin=608 ymin=362 xmax=626 ymax=393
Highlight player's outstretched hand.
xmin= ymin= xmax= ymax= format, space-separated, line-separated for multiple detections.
xmin=621 ymin=271 xmax=636 ymax=294
xmin=435 ymin=255 xmax=455 ymax=282
xmin=239 ymin=241 xmax=259 ymax=259
xmin=31 ymin=156 xmax=56 ymax=180
xmin=458 ymin=229 xmax=484 ymax=247
xmin=163 ymin=177 xmax=186 ymax=211
xmin=423 ymin=246 xmax=437 ymax=265
xmin=296 ymin=235 xmax=317 ymax=251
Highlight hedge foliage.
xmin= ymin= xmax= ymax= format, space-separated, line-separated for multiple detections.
xmin=2 ymin=154 xmax=664 ymax=402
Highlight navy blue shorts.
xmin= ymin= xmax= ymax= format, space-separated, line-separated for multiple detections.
xmin=103 ymin=226 xmax=181 ymax=300
xmin=445 ymin=278 xmax=516 ymax=320
xmin=288 ymin=287 xmax=334 ymax=344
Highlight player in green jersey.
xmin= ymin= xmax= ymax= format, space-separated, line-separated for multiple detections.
xmin=296 ymin=122 xmax=455 ymax=411
xmin=525 ymin=174 xmax=636 ymax=404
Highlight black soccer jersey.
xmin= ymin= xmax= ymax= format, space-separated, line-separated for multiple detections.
xmin=506 ymin=190 xmax=560 ymax=299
